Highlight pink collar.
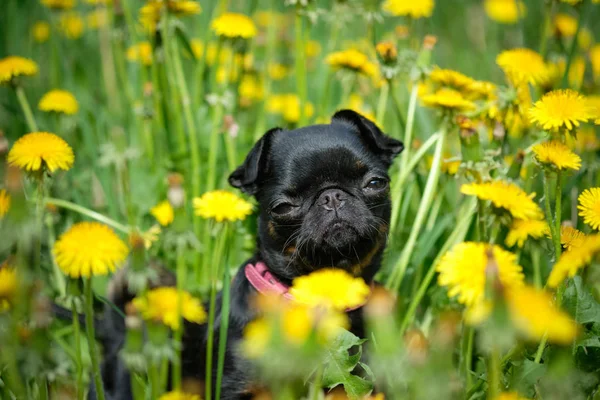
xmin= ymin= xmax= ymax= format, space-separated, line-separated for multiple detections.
xmin=244 ymin=261 xmax=371 ymax=311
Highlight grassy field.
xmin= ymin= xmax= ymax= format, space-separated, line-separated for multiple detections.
xmin=1 ymin=0 xmax=600 ymax=399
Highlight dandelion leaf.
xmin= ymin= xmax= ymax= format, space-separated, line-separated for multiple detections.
xmin=321 ymin=329 xmax=373 ymax=400
xmin=563 ymin=276 xmax=600 ymax=325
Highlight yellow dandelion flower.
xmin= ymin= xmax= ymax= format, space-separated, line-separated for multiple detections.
xmin=0 ymin=56 xmax=38 ymax=85
xmin=568 ymin=56 xmax=585 ymax=88
xmin=506 ymin=285 xmax=578 ymax=344
xmin=548 ymin=234 xmax=600 ymax=287
xmin=53 ymin=222 xmax=129 ymax=278
xmin=267 ymin=63 xmax=289 ymax=81
xmin=421 ymin=88 xmax=476 ymax=111
xmin=567 ymin=127 xmax=600 ymax=153
xmin=267 ymin=94 xmax=314 ymax=123
xmin=290 ymin=269 xmax=371 ymax=310
xmin=168 ymin=0 xmax=201 ymax=16
xmin=429 ymin=67 xmax=475 ymax=91
xmin=41 ymin=0 xmax=75 ymax=9
xmin=505 ymin=219 xmax=549 ymax=248
xmin=376 ymin=41 xmax=398 ymax=63
xmin=59 ymin=13 xmax=85 ymax=39
xmin=496 ymin=48 xmax=549 ymax=86
xmin=496 ymin=392 xmax=530 ymax=400
xmin=554 ymin=13 xmax=578 ymax=37
xmin=591 ymin=45 xmax=600 ymax=82
xmin=193 ymin=190 xmax=253 ymax=222
xmin=85 ymin=0 xmax=113 ymax=5
xmin=532 ymin=140 xmax=581 ymax=170
xmin=86 ymin=9 xmax=108 ymax=29
xmin=529 ymin=89 xmax=594 ymax=132
xmin=133 ymin=287 xmax=207 ymax=330
xmin=587 ymin=95 xmax=600 ymax=123
xmin=0 ymin=267 xmax=17 ymax=302
xmin=238 ymin=74 xmax=264 ymax=107
xmin=211 ymin=12 xmax=257 ymax=39
xmin=8 ymin=132 xmax=74 ymax=173
xmin=461 ymin=181 xmax=543 ymax=220
xmin=382 ymin=0 xmax=435 ymax=18
xmin=578 ymin=188 xmax=600 ymax=230
xmin=140 ymin=0 xmax=200 ymax=28
xmin=484 ymin=0 xmax=527 ymax=24
xmin=126 ymin=42 xmax=153 ymax=66
xmin=159 ymin=391 xmax=201 ymax=400
xmin=436 ymin=242 xmax=524 ymax=306
xmin=38 ymin=89 xmax=79 ymax=115
xmin=326 ymin=49 xmax=377 ymax=77
xmin=466 ymin=80 xmax=497 ymax=100
xmin=560 ymin=225 xmax=585 ymax=250
xmin=0 ymin=190 xmax=10 ymax=219
xmin=32 ymin=21 xmax=51 ymax=43
xmin=305 ymin=40 xmax=322 ymax=58
xmin=150 ymin=200 xmax=174 ymax=227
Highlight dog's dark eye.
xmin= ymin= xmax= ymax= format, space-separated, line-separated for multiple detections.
xmin=364 ymin=178 xmax=387 ymax=191
xmin=271 ymin=203 xmax=295 ymax=216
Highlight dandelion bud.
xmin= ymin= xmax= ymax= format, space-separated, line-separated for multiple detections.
xmin=507 ymin=150 xmax=525 ymax=180
xmin=404 ymin=329 xmax=429 ymax=364
xmin=395 ymin=25 xmax=409 ymax=39
xmin=458 ymin=116 xmax=482 ymax=162
xmin=129 ymin=232 xmax=146 ymax=251
xmin=167 ymin=173 xmax=185 ymax=208
xmin=364 ymin=286 xmax=396 ymax=318
xmin=431 ymin=311 xmax=461 ymax=347
xmin=143 ymin=81 xmax=153 ymax=97
xmin=5 ymin=165 xmax=23 ymax=193
xmin=423 ymin=35 xmax=438 ymax=50
xmin=376 ymin=41 xmax=398 ymax=64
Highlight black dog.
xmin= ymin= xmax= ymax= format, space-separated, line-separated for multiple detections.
xmin=89 ymin=109 xmax=403 ymax=399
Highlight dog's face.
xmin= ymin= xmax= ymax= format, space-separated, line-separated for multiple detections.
xmin=230 ymin=110 xmax=403 ymax=281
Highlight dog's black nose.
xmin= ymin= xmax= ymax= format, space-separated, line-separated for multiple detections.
xmin=318 ymin=189 xmax=346 ymax=211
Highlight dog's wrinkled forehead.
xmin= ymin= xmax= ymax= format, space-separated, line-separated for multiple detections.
xmin=268 ymin=124 xmax=385 ymax=192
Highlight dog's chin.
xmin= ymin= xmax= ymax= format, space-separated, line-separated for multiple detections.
xmin=322 ymin=221 xmax=360 ymax=249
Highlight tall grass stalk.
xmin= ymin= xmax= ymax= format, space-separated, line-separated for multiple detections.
xmin=15 ymin=85 xmax=39 ymax=132
xmin=294 ymin=10 xmax=308 ymax=126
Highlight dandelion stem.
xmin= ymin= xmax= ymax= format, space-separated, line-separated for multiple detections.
xmin=44 ymin=197 xmax=130 ymax=234
xmin=543 ymin=171 xmax=560 ymax=259
xmin=375 ymin=80 xmax=390 ymax=126
xmin=534 ymin=334 xmax=548 ymax=363
xmin=172 ymin=240 xmax=187 ymax=391
xmin=554 ymin=171 xmax=562 ymax=260
xmin=532 ymin=245 xmax=542 ymax=289
xmin=387 ymin=123 xmax=447 ymax=291
xmin=15 ymin=85 xmax=39 ymax=132
xmin=560 ymin=1 xmax=589 ymax=88
xmin=294 ymin=9 xmax=308 ymax=126
xmin=85 ymin=277 xmax=106 ymax=400
xmin=215 ymin=224 xmax=231 ymax=400
xmin=487 ymin=347 xmax=501 ymax=398
xmin=72 ymin=298 xmax=84 ymax=400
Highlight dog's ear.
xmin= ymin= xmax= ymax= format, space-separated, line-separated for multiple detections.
xmin=332 ymin=109 xmax=403 ymax=165
xmin=229 ymin=127 xmax=281 ymax=195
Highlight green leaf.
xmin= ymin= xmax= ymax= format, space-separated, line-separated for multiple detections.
xmin=174 ymin=22 xmax=196 ymax=62
xmin=509 ymin=359 xmax=547 ymax=397
xmin=563 ymin=276 xmax=600 ymax=325
xmin=321 ymin=330 xmax=373 ymax=400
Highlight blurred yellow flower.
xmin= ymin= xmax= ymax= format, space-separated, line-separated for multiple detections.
xmin=554 ymin=13 xmax=577 ymax=37
xmin=0 ymin=189 xmax=10 ymax=219
xmin=382 ymin=0 xmax=435 ymax=18
xmin=41 ymin=0 xmax=75 ymax=9
xmin=507 ymin=285 xmax=578 ymax=344
xmin=193 ymin=190 xmax=253 ymax=222
xmin=578 ymin=187 xmax=600 ymax=230
xmin=238 ymin=74 xmax=264 ymax=107
xmin=126 ymin=42 xmax=153 ymax=66
xmin=211 ymin=12 xmax=257 ymax=39
xmin=133 ymin=287 xmax=207 ymax=330
xmin=591 ymin=45 xmax=600 ymax=82
xmin=568 ymin=56 xmax=585 ymax=88
xmin=587 ymin=95 xmax=600 ymax=123
xmin=85 ymin=0 xmax=112 ymax=4
xmin=59 ymin=13 xmax=85 ymax=39
xmin=305 ymin=40 xmax=322 ymax=58
xmin=567 ymin=127 xmax=600 ymax=153
xmin=267 ymin=63 xmax=289 ymax=80
xmin=484 ymin=0 xmax=526 ymax=24
xmin=0 ymin=267 xmax=17 ymax=311
xmin=436 ymin=242 xmax=524 ymax=306
xmin=8 ymin=132 xmax=74 ymax=173
xmin=560 ymin=225 xmax=585 ymax=250
xmin=548 ymin=234 xmax=600 ymax=287
xmin=267 ymin=94 xmax=314 ymax=123
xmin=86 ymin=9 xmax=108 ymax=29
xmin=326 ymin=49 xmax=377 ymax=77
xmin=429 ymin=67 xmax=475 ymax=91
xmin=505 ymin=219 xmax=549 ymax=248
xmin=290 ymin=269 xmax=370 ymax=310
xmin=496 ymin=392 xmax=530 ymax=400
xmin=242 ymin=300 xmax=348 ymax=358
xmin=54 ymin=222 xmax=129 ymax=278
xmin=461 ymin=181 xmax=543 ymax=220
xmin=529 ymin=89 xmax=594 ymax=132
xmin=560 ymin=0 xmax=582 ymax=3
xmin=466 ymin=80 xmax=497 ymax=100
xmin=532 ymin=140 xmax=581 ymax=171
xmin=140 ymin=1 xmax=201 ymax=31
xmin=168 ymin=0 xmax=201 ymax=15
xmin=0 ymin=56 xmax=38 ymax=85
xmin=32 ymin=21 xmax=51 ymax=43
xmin=496 ymin=48 xmax=549 ymax=86
xmin=159 ymin=391 xmax=200 ymax=400
xmin=38 ymin=89 xmax=79 ymax=115
xmin=421 ymin=88 xmax=476 ymax=111
xmin=150 ymin=200 xmax=174 ymax=227
xmin=376 ymin=41 xmax=398 ymax=63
